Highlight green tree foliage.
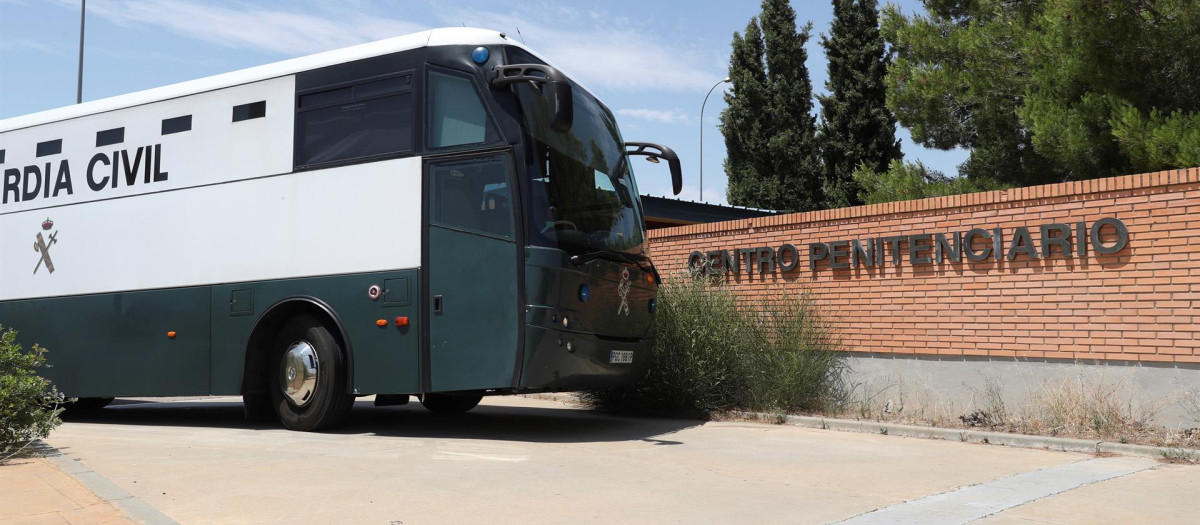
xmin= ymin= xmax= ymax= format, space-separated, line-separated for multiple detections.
xmin=885 ymin=0 xmax=1200 ymax=185
xmin=0 ymin=327 xmax=63 ymax=460
xmin=818 ymin=0 xmax=902 ymax=209
xmin=1020 ymin=0 xmax=1200 ymax=177
xmin=853 ymin=160 xmax=1008 ymax=205
xmin=722 ymin=0 xmax=823 ymax=212
xmin=1110 ymin=106 xmax=1200 ymax=171
xmin=882 ymin=0 xmax=1061 ymax=187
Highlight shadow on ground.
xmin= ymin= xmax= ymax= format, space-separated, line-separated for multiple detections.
xmin=59 ymin=398 xmax=700 ymax=445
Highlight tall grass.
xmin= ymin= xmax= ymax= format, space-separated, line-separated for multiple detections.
xmin=582 ymin=274 xmax=846 ymax=418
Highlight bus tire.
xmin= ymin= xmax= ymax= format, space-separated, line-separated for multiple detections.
xmin=419 ymin=392 xmax=483 ymax=414
xmin=268 ymin=315 xmax=353 ymax=431
xmin=242 ymin=392 xmax=273 ymax=421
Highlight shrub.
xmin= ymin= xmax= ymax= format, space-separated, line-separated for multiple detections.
xmin=582 ymin=274 xmax=846 ymax=417
xmin=0 ymin=326 xmax=64 ymax=461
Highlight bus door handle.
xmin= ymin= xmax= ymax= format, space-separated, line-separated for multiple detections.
xmin=433 ymin=295 xmax=443 ymax=315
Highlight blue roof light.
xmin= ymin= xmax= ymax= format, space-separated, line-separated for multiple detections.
xmin=471 ymin=46 xmax=490 ymax=65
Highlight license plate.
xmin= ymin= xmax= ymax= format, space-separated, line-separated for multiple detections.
xmin=609 ymin=350 xmax=634 ymax=364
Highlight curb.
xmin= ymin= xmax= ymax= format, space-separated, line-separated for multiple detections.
xmin=516 ymin=395 xmax=1196 ymax=461
xmin=781 ymin=415 xmax=1197 ymax=460
xmin=42 ymin=442 xmax=179 ymax=525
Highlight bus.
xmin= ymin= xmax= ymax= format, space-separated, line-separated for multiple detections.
xmin=0 ymin=27 xmax=682 ymax=431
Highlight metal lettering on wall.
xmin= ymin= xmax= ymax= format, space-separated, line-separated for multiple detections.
xmin=686 ymin=218 xmax=1130 ymax=275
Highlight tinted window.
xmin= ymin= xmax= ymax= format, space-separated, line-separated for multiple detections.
xmin=96 ymin=127 xmax=124 ymax=147
xmin=233 ymin=101 xmax=266 ymax=122
xmin=36 ymin=139 xmax=62 ymax=157
xmin=427 ymin=71 xmax=499 ymax=149
xmin=299 ymin=87 xmax=351 ymax=108
xmin=162 ymin=115 xmax=192 ymax=135
xmin=295 ymin=74 xmax=413 ymax=168
xmin=430 ymin=155 xmax=514 ymax=239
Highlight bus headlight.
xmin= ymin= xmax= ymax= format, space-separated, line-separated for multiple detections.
xmin=578 ymin=284 xmax=591 ymax=302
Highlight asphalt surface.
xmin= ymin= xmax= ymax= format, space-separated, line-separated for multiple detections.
xmin=36 ymin=396 xmax=1200 ymax=524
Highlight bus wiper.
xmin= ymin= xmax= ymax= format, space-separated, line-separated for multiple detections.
xmin=570 ymin=250 xmax=661 ymax=283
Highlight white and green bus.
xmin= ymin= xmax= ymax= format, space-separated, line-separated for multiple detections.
xmin=0 ymin=28 xmax=680 ymax=431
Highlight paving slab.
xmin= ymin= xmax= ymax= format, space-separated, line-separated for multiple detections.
xmin=833 ymin=456 xmax=1158 ymax=524
xmin=42 ymin=396 xmax=1103 ymax=525
xmin=975 ymin=463 xmax=1200 ymax=525
xmin=0 ymin=457 xmax=134 ymax=525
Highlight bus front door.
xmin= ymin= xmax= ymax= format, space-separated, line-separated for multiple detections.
xmin=424 ymin=153 xmax=520 ymax=392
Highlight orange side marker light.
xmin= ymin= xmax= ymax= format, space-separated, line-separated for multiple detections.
xmin=375 ymin=319 xmax=388 ymax=327
xmin=167 ymin=331 xmax=177 ymax=339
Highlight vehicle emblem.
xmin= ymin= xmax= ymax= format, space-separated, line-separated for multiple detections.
xmin=617 ymin=267 xmax=631 ymax=316
xmin=34 ymin=218 xmax=58 ymax=274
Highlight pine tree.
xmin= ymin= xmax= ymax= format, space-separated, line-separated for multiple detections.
xmin=885 ymin=0 xmax=1200 ymax=185
xmin=721 ymin=0 xmax=822 ymax=212
xmin=883 ymin=0 xmax=1061 ymax=186
xmin=818 ymin=0 xmax=901 ymax=209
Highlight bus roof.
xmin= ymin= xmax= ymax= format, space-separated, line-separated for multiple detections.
xmin=0 ymin=27 xmax=545 ymax=133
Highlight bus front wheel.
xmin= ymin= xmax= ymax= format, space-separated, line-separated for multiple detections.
xmin=419 ymin=392 xmax=483 ymax=413
xmin=268 ymin=315 xmax=354 ymax=431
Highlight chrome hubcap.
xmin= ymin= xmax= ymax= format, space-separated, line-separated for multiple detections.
xmin=281 ymin=341 xmax=319 ymax=407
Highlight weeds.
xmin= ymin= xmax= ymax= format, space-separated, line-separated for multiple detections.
xmin=581 ymin=273 xmax=846 ymax=418
xmin=1023 ymin=375 xmax=1157 ymax=441
xmin=834 ymin=369 xmax=1200 ymax=450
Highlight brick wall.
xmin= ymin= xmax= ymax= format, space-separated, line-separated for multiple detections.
xmin=646 ymin=168 xmax=1200 ymax=364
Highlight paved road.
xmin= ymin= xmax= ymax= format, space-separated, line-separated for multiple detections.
xmin=41 ymin=396 xmax=1199 ymax=524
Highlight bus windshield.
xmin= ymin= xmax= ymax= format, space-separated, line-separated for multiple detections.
xmin=515 ymin=74 xmax=646 ymax=257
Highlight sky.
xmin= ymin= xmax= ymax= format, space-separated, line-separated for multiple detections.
xmin=0 ymin=0 xmax=967 ymax=206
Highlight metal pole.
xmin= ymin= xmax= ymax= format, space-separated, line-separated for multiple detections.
xmin=76 ymin=0 xmax=86 ymax=104
xmin=699 ymin=77 xmax=730 ymax=202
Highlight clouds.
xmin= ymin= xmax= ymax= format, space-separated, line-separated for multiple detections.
xmin=617 ymin=109 xmax=694 ymax=125
xmin=66 ymin=0 xmax=426 ymax=56
xmin=40 ymin=0 xmax=724 ymax=94
xmin=0 ymin=37 xmax=71 ymax=56
xmin=441 ymin=5 xmax=721 ymax=92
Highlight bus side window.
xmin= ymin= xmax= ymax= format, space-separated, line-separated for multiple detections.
xmin=295 ymin=73 xmax=414 ymax=168
xmin=427 ymin=70 xmax=501 ymax=150
xmin=430 ymin=155 xmax=513 ymax=239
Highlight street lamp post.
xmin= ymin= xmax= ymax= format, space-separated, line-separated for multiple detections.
xmin=77 ymin=0 xmax=86 ymax=104
xmin=699 ymin=76 xmax=730 ymax=202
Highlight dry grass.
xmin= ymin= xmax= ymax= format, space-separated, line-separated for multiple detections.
xmin=833 ymin=373 xmax=1200 ymax=450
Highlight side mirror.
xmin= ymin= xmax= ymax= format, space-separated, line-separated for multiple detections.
xmin=625 ymin=142 xmax=683 ymax=195
xmin=489 ymin=64 xmax=573 ymax=132
xmin=542 ymin=81 xmax=573 ymax=133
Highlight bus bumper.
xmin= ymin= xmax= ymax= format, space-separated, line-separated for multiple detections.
xmin=518 ymin=324 xmax=650 ymax=391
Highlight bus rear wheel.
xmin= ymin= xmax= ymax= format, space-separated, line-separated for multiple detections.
xmin=419 ymin=392 xmax=483 ymax=413
xmin=268 ymin=315 xmax=354 ymax=431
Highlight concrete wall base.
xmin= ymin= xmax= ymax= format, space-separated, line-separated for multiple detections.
xmin=844 ymin=353 xmax=1200 ymax=428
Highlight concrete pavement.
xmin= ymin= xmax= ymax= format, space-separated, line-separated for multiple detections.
xmin=6 ymin=396 xmax=1197 ymax=524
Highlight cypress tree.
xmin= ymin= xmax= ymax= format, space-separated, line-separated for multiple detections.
xmin=722 ymin=0 xmax=822 ymax=212
xmin=721 ymin=18 xmax=772 ymax=208
xmin=818 ymin=0 xmax=901 ymax=209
